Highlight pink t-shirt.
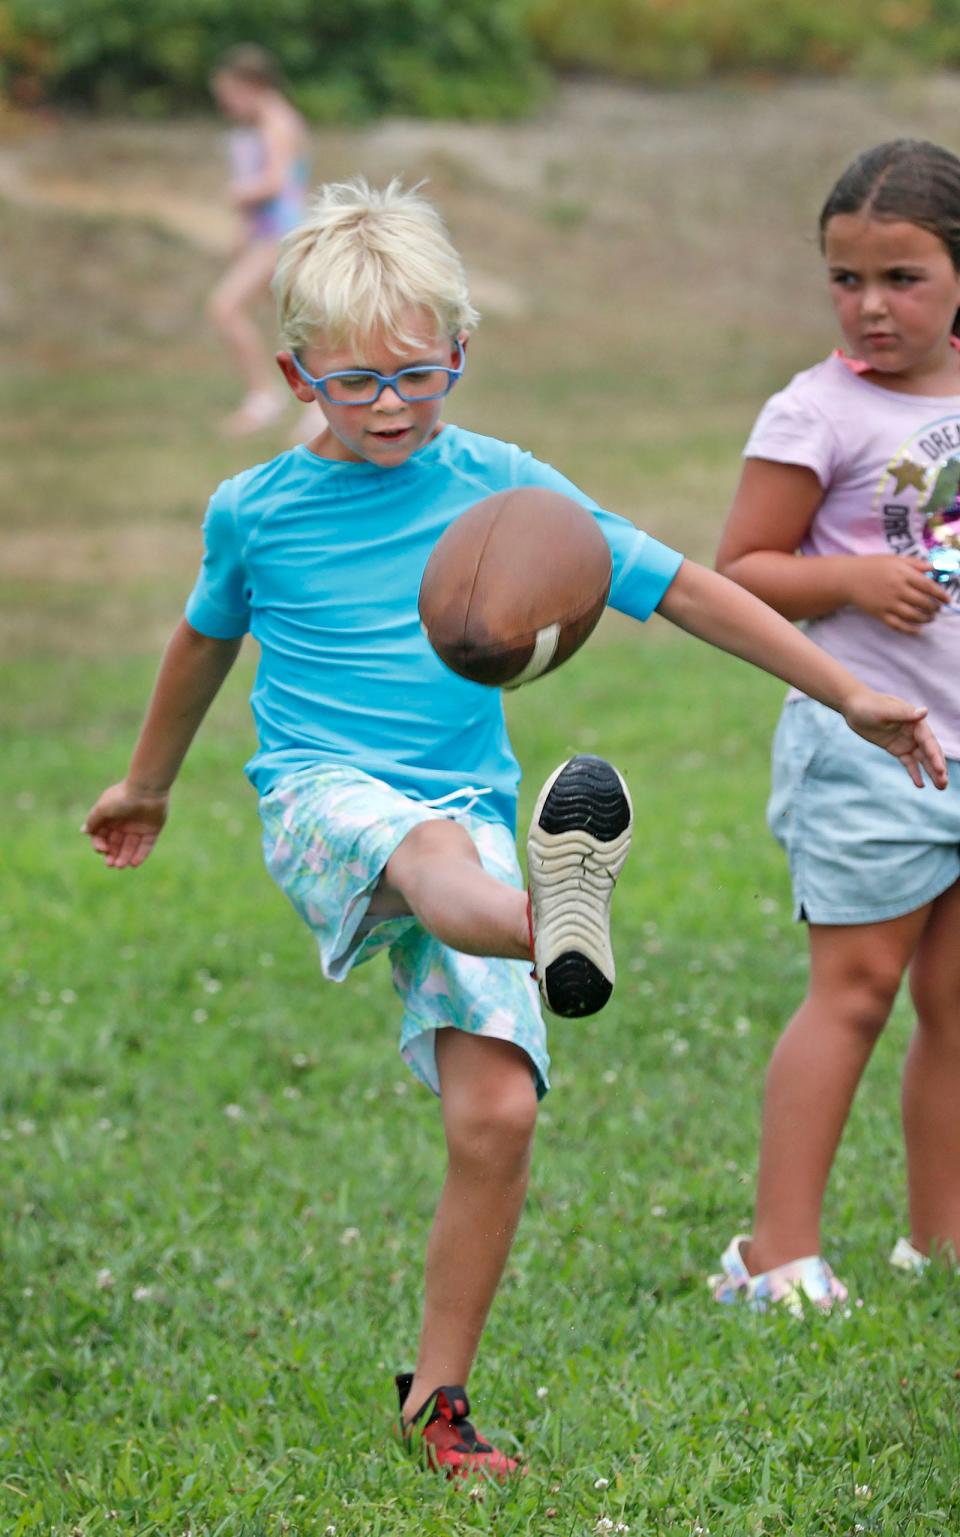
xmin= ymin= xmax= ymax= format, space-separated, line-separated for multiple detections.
xmin=745 ymin=352 xmax=960 ymax=759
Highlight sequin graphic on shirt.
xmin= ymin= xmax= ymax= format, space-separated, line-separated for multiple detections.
xmin=880 ymin=415 xmax=960 ymax=603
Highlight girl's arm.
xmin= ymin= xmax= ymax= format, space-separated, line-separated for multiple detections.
xmin=231 ymin=106 xmax=300 ymax=207
xmin=657 ymin=560 xmax=948 ymax=789
xmin=83 ymin=619 xmax=243 ymax=869
xmin=716 ymin=459 xmax=948 ymax=633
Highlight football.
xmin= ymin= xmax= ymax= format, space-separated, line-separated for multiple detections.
xmin=419 ymin=487 xmax=612 ymax=687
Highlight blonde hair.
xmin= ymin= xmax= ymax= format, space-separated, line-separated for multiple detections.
xmin=272 ymin=177 xmax=479 ymax=353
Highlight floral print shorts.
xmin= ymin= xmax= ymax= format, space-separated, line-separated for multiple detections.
xmin=259 ymin=764 xmax=549 ymax=1097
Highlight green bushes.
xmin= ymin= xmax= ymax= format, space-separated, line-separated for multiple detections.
xmin=529 ymin=0 xmax=960 ymax=87
xmin=0 ymin=0 xmax=545 ymax=118
xmin=6 ymin=0 xmax=960 ymax=116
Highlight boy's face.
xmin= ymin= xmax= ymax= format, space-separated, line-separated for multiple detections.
xmin=276 ymin=311 xmax=465 ymax=467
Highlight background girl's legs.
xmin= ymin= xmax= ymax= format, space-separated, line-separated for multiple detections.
xmin=206 ymin=240 xmax=285 ymax=433
xmin=903 ymin=878 xmax=960 ymax=1260
xmin=373 ymin=819 xmax=531 ymax=960
xmin=747 ymin=906 xmax=928 ymax=1275
xmin=403 ymin=1030 xmax=537 ymax=1421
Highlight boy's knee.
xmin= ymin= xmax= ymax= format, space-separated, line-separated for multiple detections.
xmin=447 ymin=1073 xmax=537 ymax=1170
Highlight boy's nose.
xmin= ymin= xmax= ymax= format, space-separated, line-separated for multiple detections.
xmin=374 ymin=385 xmax=405 ymax=411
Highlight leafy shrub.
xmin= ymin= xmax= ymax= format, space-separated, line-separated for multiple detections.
xmin=0 ymin=0 xmax=545 ymax=118
xmin=528 ymin=0 xmax=960 ymax=86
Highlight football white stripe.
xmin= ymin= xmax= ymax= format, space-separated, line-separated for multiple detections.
xmin=504 ymin=622 xmax=560 ymax=689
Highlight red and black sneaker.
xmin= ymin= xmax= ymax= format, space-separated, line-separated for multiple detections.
xmin=396 ymin=1373 xmax=522 ymax=1479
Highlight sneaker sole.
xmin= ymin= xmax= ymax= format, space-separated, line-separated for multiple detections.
xmin=527 ymin=755 xmax=632 ymax=1017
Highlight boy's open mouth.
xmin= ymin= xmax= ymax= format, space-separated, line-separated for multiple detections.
xmin=371 ymin=426 xmax=412 ymax=441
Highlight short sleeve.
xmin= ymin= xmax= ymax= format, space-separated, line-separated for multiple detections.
xmin=184 ymin=481 xmax=251 ymax=639
xmin=744 ymin=388 xmax=840 ymax=488
xmin=512 ymin=451 xmax=683 ymax=622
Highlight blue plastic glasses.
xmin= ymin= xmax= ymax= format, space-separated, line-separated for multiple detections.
xmin=290 ymin=339 xmax=465 ymax=405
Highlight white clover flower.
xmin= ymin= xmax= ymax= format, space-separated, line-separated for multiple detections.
xmin=59 ymin=988 xmax=77 ymax=1004
xmin=96 ymin=1268 xmax=115 ymax=1290
xmin=468 ymin=1485 xmax=484 ymax=1500
xmin=650 ymin=1204 xmax=667 ymax=1218
xmin=17 ymin=1120 xmax=36 ymax=1136
xmin=282 ymin=1086 xmax=301 ymax=1101
xmin=96 ymin=1118 xmax=113 ymax=1132
xmin=602 ymin=1070 xmax=618 ymax=1085
xmin=340 ymin=1227 xmax=360 ymax=1246
xmin=132 ymin=1285 xmax=153 ymax=1302
xmin=325 ymin=1526 xmax=337 ymax=1535
xmin=855 ymin=1485 xmax=872 ymax=1499
xmin=206 ymin=1393 xmax=219 ymax=1403
xmin=193 ymin=1009 xmax=208 ymax=1025
xmin=291 ymin=1052 xmax=310 ymax=1068
xmin=594 ymin=1476 xmax=610 ymax=1489
xmin=595 ymin=1520 xmax=614 ymax=1535
xmin=224 ymin=1103 xmax=244 ymax=1120
xmin=203 ymin=978 xmax=222 ymax=995
xmin=536 ymin=1385 xmax=549 ymax=1399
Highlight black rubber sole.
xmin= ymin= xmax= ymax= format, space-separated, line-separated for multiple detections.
xmin=536 ymin=755 xmax=631 ymax=841
xmin=543 ymin=953 xmax=614 ymax=1018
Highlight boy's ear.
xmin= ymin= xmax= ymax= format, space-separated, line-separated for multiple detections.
xmin=456 ymin=330 xmax=470 ymax=355
xmin=276 ymin=351 xmax=317 ymax=403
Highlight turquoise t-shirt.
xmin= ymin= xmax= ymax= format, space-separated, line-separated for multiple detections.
xmin=185 ymin=425 xmax=683 ymax=830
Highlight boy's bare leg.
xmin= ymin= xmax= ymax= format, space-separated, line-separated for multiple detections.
xmin=403 ymin=1030 xmax=537 ymax=1422
xmin=903 ymin=879 xmax=960 ymax=1260
xmin=747 ymin=910 xmax=925 ymax=1275
xmin=373 ymin=819 xmax=531 ymax=960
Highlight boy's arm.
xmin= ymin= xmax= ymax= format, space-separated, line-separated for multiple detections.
xmin=657 ymin=560 xmax=948 ymax=790
xmin=83 ymin=619 xmax=243 ymax=869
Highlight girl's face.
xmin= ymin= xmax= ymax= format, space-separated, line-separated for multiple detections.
xmin=824 ymin=214 xmax=960 ymax=383
xmin=210 ymin=70 xmax=261 ymax=122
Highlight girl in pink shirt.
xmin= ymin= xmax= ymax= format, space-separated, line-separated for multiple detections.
xmin=713 ymin=139 xmax=960 ymax=1310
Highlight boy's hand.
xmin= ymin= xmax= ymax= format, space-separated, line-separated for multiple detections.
xmin=82 ymin=782 xmax=170 ymax=869
xmin=843 ymin=688 xmax=948 ymax=790
xmin=846 ymin=555 xmax=949 ymax=634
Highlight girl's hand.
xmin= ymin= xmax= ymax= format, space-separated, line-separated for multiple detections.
xmin=846 ymin=555 xmax=950 ymax=633
xmin=82 ymin=782 xmax=170 ymax=869
xmin=843 ymin=688 xmax=948 ymax=789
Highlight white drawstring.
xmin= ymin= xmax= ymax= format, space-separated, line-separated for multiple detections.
xmin=419 ymin=785 xmax=493 ymax=820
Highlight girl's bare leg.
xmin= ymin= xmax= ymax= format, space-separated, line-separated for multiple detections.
xmin=747 ymin=907 xmax=928 ymax=1275
xmin=207 ymin=240 xmax=285 ymax=428
xmin=903 ymin=878 xmax=960 ymax=1260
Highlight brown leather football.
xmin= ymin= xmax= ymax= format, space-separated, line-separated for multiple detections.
xmin=419 ymin=487 xmax=612 ymax=687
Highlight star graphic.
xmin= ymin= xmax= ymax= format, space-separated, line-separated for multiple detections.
xmin=887 ymin=458 xmax=927 ymax=495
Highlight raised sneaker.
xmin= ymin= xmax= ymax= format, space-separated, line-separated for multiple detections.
xmin=396 ymin=1374 xmax=521 ymax=1479
xmin=527 ymin=755 xmax=632 ymax=1017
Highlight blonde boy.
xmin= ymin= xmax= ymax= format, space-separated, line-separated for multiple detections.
xmin=85 ymin=179 xmax=945 ymax=1476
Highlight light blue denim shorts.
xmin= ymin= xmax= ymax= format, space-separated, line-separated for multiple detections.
xmin=259 ymin=765 xmax=549 ymax=1097
xmin=768 ymin=697 xmax=960 ymax=926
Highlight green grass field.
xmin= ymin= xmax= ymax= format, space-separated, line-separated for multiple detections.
xmin=3 ymin=83 xmax=960 ymax=1535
